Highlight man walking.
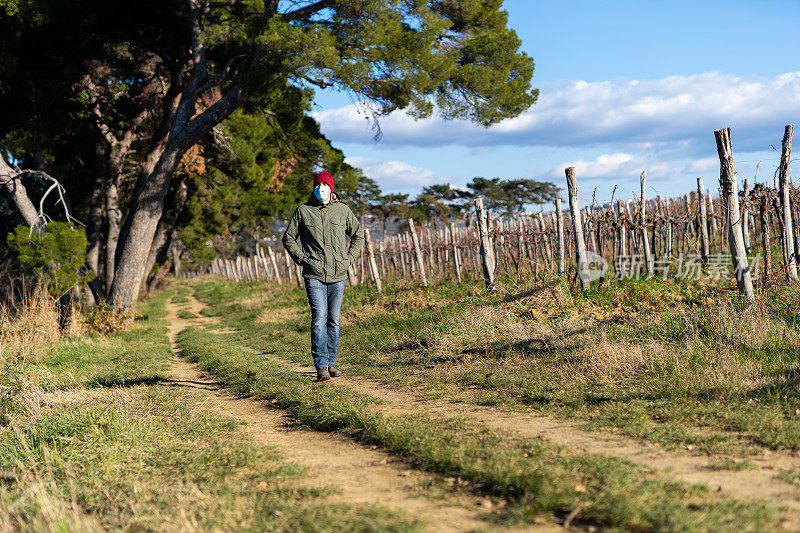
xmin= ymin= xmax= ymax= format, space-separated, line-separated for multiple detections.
xmin=282 ymin=171 xmax=365 ymax=381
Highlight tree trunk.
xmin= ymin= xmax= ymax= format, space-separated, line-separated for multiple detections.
xmin=114 ymin=80 xmax=182 ymax=272
xmin=104 ymin=173 xmax=122 ymax=290
xmin=141 ymin=174 xmax=189 ymax=292
xmin=86 ymin=136 xmax=106 ymax=279
xmin=110 ymin=139 xmax=187 ymax=309
xmin=147 ymin=259 xmax=172 ymax=294
xmin=110 ymin=82 xmax=245 ymax=311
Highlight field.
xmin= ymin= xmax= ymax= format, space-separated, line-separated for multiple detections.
xmin=2 ymin=274 xmax=800 ymax=531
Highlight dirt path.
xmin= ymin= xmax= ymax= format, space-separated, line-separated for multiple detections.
xmin=257 ymin=348 xmax=800 ymax=515
xmin=164 ymin=293 xmax=554 ymax=532
xmin=178 ymin=291 xmax=800 ymax=527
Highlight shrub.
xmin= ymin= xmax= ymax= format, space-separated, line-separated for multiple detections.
xmin=6 ymin=222 xmax=93 ymax=297
xmin=84 ymin=303 xmax=135 ymax=335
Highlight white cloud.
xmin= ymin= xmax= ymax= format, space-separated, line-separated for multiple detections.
xmin=314 ymin=71 xmax=800 ymax=154
xmin=559 ymin=153 xmax=636 ymax=178
xmin=682 ymin=157 xmax=719 ymax=174
xmin=549 ymin=152 xmax=676 ymax=181
xmin=346 ymin=156 xmax=438 ymax=192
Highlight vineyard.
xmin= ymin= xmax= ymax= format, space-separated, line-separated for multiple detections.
xmin=204 ymin=127 xmax=800 ymax=302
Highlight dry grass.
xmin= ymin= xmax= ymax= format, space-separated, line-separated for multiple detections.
xmin=257 ymin=306 xmax=304 ymax=325
xmin=414 ymin=305 xmax=551 ymax=363
xmin=0 ymin=473 xmax=102 ymax=533
xmin=385 ymin=291 xmax=450 ymax=312
xmin=705 ymin=298 xmax=800 ymax=355
xmin=408 ymin=287 xmax=792 ymax=397
xmin=0 ymin=282 xmax=68 ymax=429
xmin=0 ymin=282 xmax=60 ymax=364
xmin=236 ymin=283 xmax=298 ymax=312
xmin=565 ymin=332 xmax=761 ymax=392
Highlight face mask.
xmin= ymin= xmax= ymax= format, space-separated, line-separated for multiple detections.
xmin=314 ymin=184 xmax=330 ymax=202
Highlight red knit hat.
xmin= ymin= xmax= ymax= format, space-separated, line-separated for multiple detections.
xmin=314 ymin=171 xmax=334 ymax=191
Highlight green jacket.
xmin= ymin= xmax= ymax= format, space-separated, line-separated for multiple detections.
xmin=282 ymin=192 xmax=365 ymax=283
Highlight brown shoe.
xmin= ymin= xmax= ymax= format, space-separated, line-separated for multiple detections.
xmin=316 ymin=367 xmax=330 ymax=381
xmin=328 ymin=365 xmax=342 ymax=378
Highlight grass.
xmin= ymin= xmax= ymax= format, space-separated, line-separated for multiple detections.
xmin=705 ymin=458 xmax=754 ymax=471
xmin=176 ymin=302 xmax=779 ymax=531
xmin=0 ymin=288 xmax=419 ymax=531
xmin=187 ymin=274 xmax=800 ymax=454
xmin=29 ymin=289 xmax=175 ymax=390
xmin=0 ymin=385 xmax=417 ymax=531
xmin=170 ymin=285 xmax=192 ymax=304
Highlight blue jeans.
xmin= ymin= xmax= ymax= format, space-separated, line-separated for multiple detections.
xmin=304 ymin=278 xmax=345 ymax=370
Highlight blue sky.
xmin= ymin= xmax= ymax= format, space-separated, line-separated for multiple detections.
xmin=310 ymin=0 xmax=800 ymax=205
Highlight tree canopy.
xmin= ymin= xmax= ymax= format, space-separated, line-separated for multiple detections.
xmin=1 ymin=0 xmax=538 ymax=310
xmin=463 ymin=177 xmax=559 ymax=215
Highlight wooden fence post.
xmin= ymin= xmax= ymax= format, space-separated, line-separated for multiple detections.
xmin=760 ymin=196 xmax=772 ymax=284
xmin=379 ymin=240 xmax=387 ymax=278
xmin=565 ymin=167 xmax=590 ymax=289
xmin=742 ymin=178 xmax=751 ymax=254
xmin=284 ymin=249 xmax=294 ymax=283
xmin=347 ymin=264 xmax=358 ymax=286
xmin=234 ymin=256 xmax=243 ymax=281
xmin=266 ymin=246 xmax=282 ymax=285
xmin=616 ymin=200 xmax=627 ymax=275
xmin=424 ymin=226 xmax=436 ymax=280
xmin=364 ymin=228 xmax=383 ymax=293
xmin=407 ymin=219 xmax=428 ymax=287
xmin=450 ymin=222 xmax=463 ymax=283
xmin=697 ymin=177 xmax=710 ymax=263
xmin=665 ymin=197 xmax=674 ymax=258
xmin=714 ymin=127 xmax=755 ymax=300
xmin=778 ymin=125 xmax=798 ymax=280
xmin=247 ymin=256 xmax=256 ymax=281
xmin=255 ymin=244 xmax=267 ymax=280
xmin=794 ymin=200 xmax=800 ymax=274
xmin=555 ymin=198 xmax=566 ymax=277
xmin=473 ymin=197 xmax=496 ymax=291
xmin=640 ymin=171 xmax=654 ymax=277
xmin=707 ymin=191 xmax=718 ymax=247
xmin=537 ymin=212 xmax=553 ymax=270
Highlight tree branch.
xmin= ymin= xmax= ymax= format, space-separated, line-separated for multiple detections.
xmin=184 ymin=83 xmax=245 ymax=146
xmin=183 ymin=0 xmax=210 ymax=104
xmin=283 ymin=0 xmax=333 ymax=21
xmin=302 ymin=75 xmax=333 ymax=88
xmin=195 ymin=53 xmax=250 ymax=94
xmin=0 ymin=153 xmax=44 ymax=231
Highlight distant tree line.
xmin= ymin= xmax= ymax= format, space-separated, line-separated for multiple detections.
xmin=369 ymin=178 xmax=559 ymax=226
